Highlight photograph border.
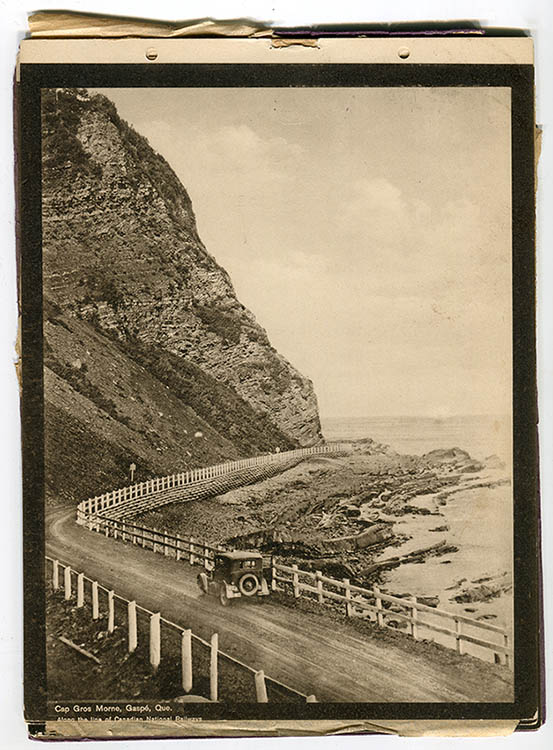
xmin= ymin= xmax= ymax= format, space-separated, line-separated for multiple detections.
xmin=18 ymin=59 xmax=540 ymax=726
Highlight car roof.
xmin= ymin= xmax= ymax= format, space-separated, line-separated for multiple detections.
xmin=216 ymin=550 xmax=262 ymax=560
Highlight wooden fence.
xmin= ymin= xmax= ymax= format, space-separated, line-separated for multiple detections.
xmin=85 ymin=514 xmax=227 ymax=569
xmin=46 ymin=556 xmax=316 ymax=703
xmin=272 ymin=562 xmax=512 ymax=667
xmin=78 ymin=515 xmax=512 ymax=666
xmin=76 ymin=444 xmax=348 ymax=522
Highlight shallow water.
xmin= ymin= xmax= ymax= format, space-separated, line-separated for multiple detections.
xmin=378 ymin=482 xmax=511 ymax=610
xmin=322 ymin=415 xmax=513 ymax=662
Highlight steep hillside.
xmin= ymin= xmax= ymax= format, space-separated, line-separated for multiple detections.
xmin=43 ymin=299 xmax=239 ymax=504
xmin=41 ymin=89 xmax=323 ymax=503
xmin=41 ymin=88 xmax=322 ymax=447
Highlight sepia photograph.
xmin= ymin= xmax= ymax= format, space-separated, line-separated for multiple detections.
xmin=39 ymin=79 xmax=517 ymax=711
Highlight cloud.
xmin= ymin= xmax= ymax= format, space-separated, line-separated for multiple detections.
xmin=338 ymin=176 xmax=508 ymax=307
xmin=346 ymin=177 xmax=407 ymax=218
xmin=340 ymin=177 xmax=432 ymax=257
xmin=194 ymin=124 xmax=304 ymax=183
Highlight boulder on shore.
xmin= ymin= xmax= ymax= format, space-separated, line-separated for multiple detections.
xmin=322 ymin=524 xmax=392 ymax=552
xmin=422 ymin=447 xmax=484 ymax=473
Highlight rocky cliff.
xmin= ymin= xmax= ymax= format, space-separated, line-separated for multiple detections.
xmin=41 ymin=88 xmax=322 ymax=501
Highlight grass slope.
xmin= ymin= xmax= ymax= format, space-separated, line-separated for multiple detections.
xmin=44 ymin=300 xmax=241 ymax=505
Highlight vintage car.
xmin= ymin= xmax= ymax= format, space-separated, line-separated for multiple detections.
xmin=196 ymin=550 xmax=271 ymax=606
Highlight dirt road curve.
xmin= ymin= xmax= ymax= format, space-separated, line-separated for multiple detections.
xmin=46 ymin=507 xmax=512 ymax=703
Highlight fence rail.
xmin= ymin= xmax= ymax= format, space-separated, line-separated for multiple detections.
xmin=272 ymin=562 xmax=512 ymax=665
xmin=79 ymin=514 xmax=512 ymax=666
xmin=87 ymin=514 xmax=225 ymax=567
xmin=76 ymin=445 xmax=348 ymax=521
xmin=46 ymin=556 xmax=316 ymax=703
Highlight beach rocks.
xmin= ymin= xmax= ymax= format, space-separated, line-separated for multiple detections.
xmin=484 ymin=454 xmax=506 ymax=470
xmin=358 ymin=540 xmax=458 ymax=579
xmin=336 ymin=501 xmax=361 ymax=517
xmin=449 ymin=572 xmax=512 ymax=604
xmin=399 ymin=504 xmax=433 ymax=516
xmin=453 ymin=585 xmax=501 ymax=603
xmin=423 ymin=447 xmax=471 ymax=463
xmin=422 ymin=447 xmax=484 ymax=473
xmin=356 ymin=526 xmax=393 ymax=548
xmin=300 ymin=560 xmax=356 ymax=579
xmin=322 ymin=524 xmax=392 ymax=552
xmin=349 ymin=437 xmax=393 ymax=456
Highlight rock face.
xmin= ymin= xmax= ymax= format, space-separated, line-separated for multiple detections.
xmin=41 ymin=88 xmax=323 ymax=453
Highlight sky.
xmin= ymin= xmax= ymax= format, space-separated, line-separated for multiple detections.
xmin=96 ymin=86 xmax=512 ymax=419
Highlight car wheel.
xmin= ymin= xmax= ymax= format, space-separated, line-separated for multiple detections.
xmin=238 ymin=573 xmax=260 ymax=597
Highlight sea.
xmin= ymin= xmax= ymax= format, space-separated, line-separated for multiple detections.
xmin=321 ymin=414 xmax=512 ymax=465
xmin=321 ymin=415 xmax=513 ymax=659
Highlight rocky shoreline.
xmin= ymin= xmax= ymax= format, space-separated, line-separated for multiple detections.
xmin=137 ymin=439 xmax=512 ymax=630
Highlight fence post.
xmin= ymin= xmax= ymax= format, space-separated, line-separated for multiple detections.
xmin=113 ymin=519 xmax=118 ymax=540
xmin=210 ymin=633 xmax=218 ymax=702
xmin=455 ymin=618 xmax=464 ymax=654
xmin=374 ymin=586 xmax=384 ymax=628
xmin=64 ymin=566 xmax=72 ymax=600
xmin=315 ymin=570 xmax=324 ymax=604
xmin=77 ymin=573 xmax=84 ymax=608
xmin=128 ymin=601 xmax=137 ymax=653
xmin=271 ymin=557 xmax=277 ymax=592
xmin=254 ymin=670 xmax=268 ymax=703
xmin=150 ymin=613 xmax=161 ymax=671
xmin=105 ymin=521 xmax=109 ymax=538
xmin=142 ymin=527 xmax=147 ymax=548
xmin=203 ymin=542 xmax=209 ymax=570
xmin=410 ymin=596 xmax=419 ymax=639
xmin=52 ymin=559 xmax=59 ymax=591
xmin=122 ymin=521 xmax=127 ymax=542
xmin=504 ymin=634 xmax=510 ymax=668
xmin=92 ymin=581 xmax=99 ymax=620
xmin=164 ymin=533 xmax=169 ymax=557
xmin=108 ymin=591 xmax=115 ymax=633
xmin=181 ymin=629 xmax=193 ymax=693
xmin=153 ymin=528 xmax=158 ymax=554
xmin=176 ymin=536 xmax=181 ymax=561
xmin=343 ymin=578 xmax=352 ymax=617
xmin=292 ymin=564 xmax=300 ymax=598
xmin=189 ymin=536 xmax=195 ymax=565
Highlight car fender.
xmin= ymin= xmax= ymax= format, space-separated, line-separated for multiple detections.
xmin=223 ymin=581 xmax=242 ymax=599
xmin=197 ymin=572 xmax=209 ymax=594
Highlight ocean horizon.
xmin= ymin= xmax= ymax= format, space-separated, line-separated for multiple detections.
xmin=321 ymin=414 xmax=511 ymax=463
